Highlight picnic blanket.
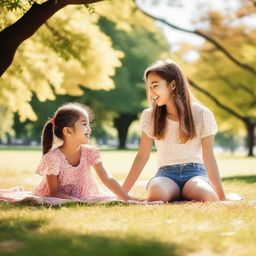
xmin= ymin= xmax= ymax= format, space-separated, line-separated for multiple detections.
xmin=0 ymin=187 xmax=163 ymax=206
xmin=0 ymin=187 xmax=249 ymax=206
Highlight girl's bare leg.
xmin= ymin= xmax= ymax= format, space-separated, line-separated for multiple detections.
xmin=182 ymin=177 xmax=219 ymax=202
xmin=147 ymin=177 xmax=181 ymax=202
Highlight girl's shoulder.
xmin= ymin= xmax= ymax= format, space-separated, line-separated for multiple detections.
xmin=81 ymin=144 xmax=99 ymax=154
xmin=43 ymin=147 xmax=60 ymax=159
xmin=140 ymin=107 xmax=153 ymax=120
xmin=36 ymin=148 xmax=61 ymax=176
xmin=42 ymin=147 xmax=63 ymax=164
xmin=81 ymin=144 xmax=101 ymax=166
xmin=192 ymin=102 xmax=213 ymax=118
xmin=142 ymin=107 xmax=153 ymax=114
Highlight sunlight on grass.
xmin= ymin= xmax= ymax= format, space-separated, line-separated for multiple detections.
xmin=0 ymin=202 xmax=255 ymax=256
xmin=0 ymin=149 xmax=256 ymax=256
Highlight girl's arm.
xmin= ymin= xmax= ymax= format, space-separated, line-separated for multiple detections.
xmin=202 ymin=135 xmax=226 ymax=200
xmin=93 ymin=162 xmax=139 ymax=201
xmin=122 ymin=131 xmax=153 ymax=193
xmin=46 ymin=175 xmax=75 ymax=199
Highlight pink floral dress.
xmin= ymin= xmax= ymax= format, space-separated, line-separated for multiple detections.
xmin=33 ymin=145 xmax=116 ymax=202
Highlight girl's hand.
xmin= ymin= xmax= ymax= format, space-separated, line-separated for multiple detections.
xmin=225 ymin=193 xmax=243 ymax=201
xmin=126 ymin=196 xmax=165 ymax=205
xmin=218 ymin=194 xmax=226 ymax=201
xmin=119 ymin=194 xmax=144 ymax=202
xmin=117 ymin=194 xmax=165 ymax=204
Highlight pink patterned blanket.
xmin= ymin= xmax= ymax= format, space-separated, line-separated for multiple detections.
xmin=0 ymin=187 xmax=163 ymax=206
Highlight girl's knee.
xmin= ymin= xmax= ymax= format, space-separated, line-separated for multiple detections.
xmin=202 ymin=191 xmax=219 ymax=202
xmin=183 ymin=178 xmax=219 ymax=202
xmin=147 ymin=183 xmax=170 ymax=202
xmin=192 ymin=187 xmax=219 ymax=202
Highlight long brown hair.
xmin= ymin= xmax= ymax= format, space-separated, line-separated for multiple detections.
xmin=144 ymin=59 xmax=196 ymax=143
xmin=41 ymin=103 xmax=93 ymax=155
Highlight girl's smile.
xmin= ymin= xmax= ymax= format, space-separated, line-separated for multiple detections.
xmin=85 ymin=132 xmax=91 ymax=137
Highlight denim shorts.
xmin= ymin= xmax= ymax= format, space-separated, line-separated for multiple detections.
xmin=147 ymin=162 xmax=211 ymax=190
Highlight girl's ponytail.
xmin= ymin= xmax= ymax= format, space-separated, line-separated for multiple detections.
xmin=41 ymin=120 xmax=54 ymax=155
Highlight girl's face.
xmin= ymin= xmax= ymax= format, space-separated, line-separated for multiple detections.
xmin=146 ymin=72 xmax=174 ymax=106
xmin=71 ymin=111 xmax=92 ymax=144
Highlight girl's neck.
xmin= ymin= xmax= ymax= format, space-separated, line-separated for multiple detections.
xmin=60 ymin=140 xmax=81 ymax=155
xmin=166 ymin=100 xmax=179 ymax=120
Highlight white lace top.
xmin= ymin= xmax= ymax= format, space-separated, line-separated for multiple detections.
xmin=139 ymin=102 xmax=218 ymax=167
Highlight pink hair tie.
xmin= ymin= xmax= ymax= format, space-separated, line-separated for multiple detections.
xmin=51 ymin=117 xmax=55 ymax=127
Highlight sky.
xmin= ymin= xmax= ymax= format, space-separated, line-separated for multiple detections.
xmin=136 ymin=0 xmax=252 ymax=60
xmin=138 ymin=0 xmax=206 ymax=47
xmin=137 ymin=0 xmax=256 ymax=61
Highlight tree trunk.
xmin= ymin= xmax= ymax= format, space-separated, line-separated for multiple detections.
xmin=6 ymin=134 xmax=11 ymax=145
xmin=114 ymin=113 xmax=137 ymax=149
xmin=0 ymin=0 xmax=102 ymax=76
xmin=245 ymin=122 xmax=255 ymax=157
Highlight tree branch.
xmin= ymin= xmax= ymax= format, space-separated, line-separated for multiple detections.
xmin=199 ymin=54 xmax=256 ymax=107
xmin=218 ymin=75 xmax=256 ymax=100
xmin=138 ymin=7 xmax=256 ymax=77
xmin=203 ymin=54 xmax=256 ymax=100
xmin=214 ymin=76 xmax=256 ymax=108
xmin=188 ymin=79 xmax=247 ymax=122
xmin=0 ymin=0 xmax=104 ymax=77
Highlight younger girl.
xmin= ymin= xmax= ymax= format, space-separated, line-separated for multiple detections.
xmin=123 ymin=59 xmax=226 ymax=202
xmin=33 ymin=102 xmax=138 ymax=202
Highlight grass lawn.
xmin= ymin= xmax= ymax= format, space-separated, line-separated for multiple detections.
xmin=0 ymin=149 xmax=256 ymax=256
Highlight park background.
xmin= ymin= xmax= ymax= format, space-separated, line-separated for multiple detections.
xmin=0 ymin=0 xmax=256 ymax=255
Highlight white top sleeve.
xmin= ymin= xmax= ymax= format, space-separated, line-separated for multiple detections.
xmin=200 ymin=108 xmax=218 ymax=138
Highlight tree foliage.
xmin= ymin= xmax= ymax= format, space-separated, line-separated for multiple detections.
xmin=173 ymin=0 xmax=256 ymax=155
xmin=0 ymin=0 xmax=155 ymax=138
xmin=12 ymin=16 xmax=170 ymax=148
xmin=78 ymin=17 xmax=170 ymax=148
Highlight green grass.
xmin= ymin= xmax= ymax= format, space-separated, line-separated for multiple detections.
xmin=0 ymin=149 xmax=256 ymax=256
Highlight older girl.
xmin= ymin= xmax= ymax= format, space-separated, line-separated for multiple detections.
xmin=123 ymin=59 xmax=226 ymax=202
